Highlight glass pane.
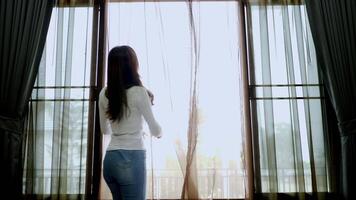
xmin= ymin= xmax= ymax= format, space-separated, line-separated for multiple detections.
xmin=38 ymin=7 xmax=93 ymax=87
xmin=255 ymin=98 xmax=327 ymax=192
xmin=250 ymin=5 xmax=319 ymax=85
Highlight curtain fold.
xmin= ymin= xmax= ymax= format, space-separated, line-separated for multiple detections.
xmin=0 ymin=0 xmax=53 ymax=198
xmin=180 ymin=0 xmax=200 ymax=199
xmin=305 ymin=1 xmax=356 ymax=199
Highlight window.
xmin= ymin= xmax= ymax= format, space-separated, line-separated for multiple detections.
xmin=24 ymin=7 xmax=93 ymax=195
xmin=248 ymin=5 xmax=329 ymax=193
xmin=23 ymin=1 xmax=331 ymax=198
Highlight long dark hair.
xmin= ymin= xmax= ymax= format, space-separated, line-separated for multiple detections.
xmin=106 ymin=46 xmax=142 ymax=121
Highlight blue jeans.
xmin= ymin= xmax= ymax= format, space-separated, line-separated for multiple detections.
xmin=103 ymin=150 xmax=146 ymax=200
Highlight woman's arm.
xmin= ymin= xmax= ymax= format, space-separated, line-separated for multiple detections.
xmin=136 ymin=87 xmax=162 ymax=138
xmin=99 ymin=89 xmax=112 ymax=135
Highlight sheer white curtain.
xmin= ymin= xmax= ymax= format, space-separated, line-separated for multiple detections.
xmin=100 ymin=1 xmax=246 ymax=199
xmin=23 ymin=6 xmax=93 ymax=199
xmin=246 ymin=2 xmax=329 ymax=196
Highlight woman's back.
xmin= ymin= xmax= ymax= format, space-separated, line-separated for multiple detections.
xmin=99 ymin=85 xmax=161 ymax=150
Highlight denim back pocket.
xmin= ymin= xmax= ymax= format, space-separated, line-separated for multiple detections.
xmin=115 ymin=150 xmax=135 ymax=185
xmin=103 ymin=150 xmax=135 ymax=185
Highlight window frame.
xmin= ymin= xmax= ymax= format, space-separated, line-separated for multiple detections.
xmin=47 ymin=0 xmax=334 ymax=200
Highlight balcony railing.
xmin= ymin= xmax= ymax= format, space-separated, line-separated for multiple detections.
xmin=23 ymin=168 xmax=327 ymax=199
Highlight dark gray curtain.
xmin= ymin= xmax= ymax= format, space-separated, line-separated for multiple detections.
xmin=0 ymin=0 xmax=53 ymax=198
xmin=305 ymin=1 xmax=356 ymax=199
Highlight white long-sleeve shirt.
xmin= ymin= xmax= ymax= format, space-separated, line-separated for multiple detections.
xmin=99 ymin=86 xmax=162 ymax=150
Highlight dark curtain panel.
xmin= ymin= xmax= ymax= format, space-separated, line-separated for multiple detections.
xmin=0 ymin=0 xmax=53 ymax=197
xmin=305 ymin=1 xmax=356 ymax=199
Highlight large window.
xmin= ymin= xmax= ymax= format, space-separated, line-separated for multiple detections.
xmin=24 ymin=7 xmax=93 ymax=196
xmin=248 ymin=5 xmax=329 ymax=193
xmin=23 ymin=1 xmax=331 ymax=199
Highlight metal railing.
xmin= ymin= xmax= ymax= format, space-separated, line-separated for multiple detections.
xmin=23 ymin=168 xmax=327 ymax=198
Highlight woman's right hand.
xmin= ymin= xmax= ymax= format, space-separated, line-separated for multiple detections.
xmin=146 ymin=89 xmax=154 ymax=105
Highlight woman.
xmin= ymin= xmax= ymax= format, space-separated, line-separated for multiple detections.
xmin=99 ymin=46 xmax=162 ymax=200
